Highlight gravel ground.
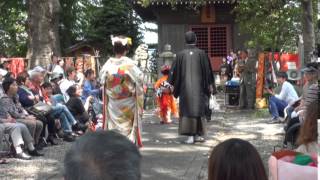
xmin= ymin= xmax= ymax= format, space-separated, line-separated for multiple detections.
xmin=0 ymin=95 xmax=284 ymax=180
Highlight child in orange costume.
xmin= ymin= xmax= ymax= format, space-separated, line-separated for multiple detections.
xmin=154 ymin=65 xmax=178 ymax=124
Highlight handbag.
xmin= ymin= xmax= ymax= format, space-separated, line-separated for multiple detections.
xmin=28 ymin=102 xmax=52 ymax=117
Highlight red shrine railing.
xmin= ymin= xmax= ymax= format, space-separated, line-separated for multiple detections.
xmin=190 ymin=24 xmax=231 ymax=71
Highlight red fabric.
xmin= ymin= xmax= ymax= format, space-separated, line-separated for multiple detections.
xmin=154 ymin=75 xmax=178 ymax=122
xmin=9 ymin=58 xmax=25 ymax=78
xmin=42 ymin=91 xmax=51 ymax=104
xmin=272 ymin=150 xmax=299 ymax=160
xmin=136 ymin=126 xmax=143 ymax=148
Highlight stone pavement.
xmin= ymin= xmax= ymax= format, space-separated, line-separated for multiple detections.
xmin=0 ymin=104 xmax=284 ymax=180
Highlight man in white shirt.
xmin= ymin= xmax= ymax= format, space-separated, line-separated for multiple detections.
xmin=59 ymin=67 xmax=77 ymax=102
xmin=267 ymin=72 xmax=299 ymax=123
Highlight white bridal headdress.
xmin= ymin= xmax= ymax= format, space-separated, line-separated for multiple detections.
xmin=111 ymin=35 xmax=132 ymax=46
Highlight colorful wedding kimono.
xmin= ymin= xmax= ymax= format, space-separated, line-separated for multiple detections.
xmin=100 ymin=56 xmax=144 ymax=147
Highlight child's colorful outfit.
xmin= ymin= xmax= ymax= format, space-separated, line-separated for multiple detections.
xmin=154 ymin=75 xmax=178 ymax=124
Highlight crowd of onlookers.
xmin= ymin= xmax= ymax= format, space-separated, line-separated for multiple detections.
xmin=0 ymin=58 xmax=102 ymax=161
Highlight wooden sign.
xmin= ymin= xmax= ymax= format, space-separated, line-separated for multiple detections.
xmin=201 ymin=5 xmax=215 ymax=23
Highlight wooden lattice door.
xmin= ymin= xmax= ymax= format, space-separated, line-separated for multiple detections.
xmin=190 ymin=25 xmax=231 ymax=71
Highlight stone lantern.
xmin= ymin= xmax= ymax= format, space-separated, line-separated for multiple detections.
xmin=158 ymin=44 xmax=176 ymax=76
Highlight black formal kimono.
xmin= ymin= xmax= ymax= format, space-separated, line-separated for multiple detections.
xmin=168 ymin=44 xmax=214 ymax=136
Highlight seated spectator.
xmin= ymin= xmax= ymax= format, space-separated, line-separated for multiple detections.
xmin=17 ymin=71 xmax=35 ymax=108
xmin=60 ymin=67 xmax=77 ymax=102
xmin=283 ymin=65 xmax=318 ymax=146
xmin=66 ymin=85 xmax=89 ymax=124
xmin=81 ymin=69 xmax=100 ymax=102
xmin=42 ymin=82 xmax=86 ymax=142
xmin=64 ymin=131 xmax=141 ymax=180
xmin=266 ymin=72 xmax=299 ymax=123
xmin=0 ymin=77 xmax=43 ymax=149
xmin=50 ymin=72 xmax=63 ymax=95
xmin=288 ymin=64 xmax=318 ymax=121
xmin=0 ymin=119 xmax=43 ymax=160
xmin=296 ymin=100 xmax=318 ymax=155
xmin=28 ymin=70 xmax=44 ymax=102
xmin=208 ymin=138 xmax=267 ymax=180
xmin=17 ymin=72 xmax=57 ymax=146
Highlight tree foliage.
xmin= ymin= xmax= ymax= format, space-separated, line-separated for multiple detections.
xmin=0 ymin=1 xmax=27 ymax=57
xmin=233 ymin=0 xmax=301 ymax=52
xmin=84 ymin=0 xmax=142 ymax=56
xmin=0 ymin=0 xmax=142 ymax=58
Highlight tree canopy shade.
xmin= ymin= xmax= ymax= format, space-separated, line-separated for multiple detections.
xmin=233 ymin=0 xmax=301 ymax=52
xmin=85 ymin=0 xmax=142 ymax=56
xmin=234 ymin=0 xmax=318 ymax=63
xmin=0 ymin=1 xmax=27 ymax=57
xmin=0 ymin=0 xmax=142 ymax=67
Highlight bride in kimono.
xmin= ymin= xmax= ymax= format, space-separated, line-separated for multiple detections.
xmin=99 ymin=36 xmax=144 ymax=147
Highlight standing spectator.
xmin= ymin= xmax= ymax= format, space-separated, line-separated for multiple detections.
xmin=75 ymin=62 xmax=85 ymax=88
xmin=99 ymin=35 xmax=144 ymax=146
xmin=0 ymin=77 xmax=43 ymax=148
xmin=64 ymin=131 xmax=141 ymax=180
xmin=208 ymin=138 xmax=267 ymax=180
xmin=60 ymin=67 xmax=77 ymax=102
xmin=168 ymin=31 xmax=214 ymax=144
xmin=239 ymin=50 xmax=256 ymax=109
xmin=219 ymin=57 xmax=232 ymax=82
xmin=47 ymin=55 xmax=58 ymax=76
xmin=52 ymin=58 xmax=65 ymax=78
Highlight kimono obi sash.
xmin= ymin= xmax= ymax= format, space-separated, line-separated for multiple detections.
xmin=105 ymin=73 xmax=135 ymax=100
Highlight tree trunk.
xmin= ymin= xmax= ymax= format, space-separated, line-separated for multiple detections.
xmin=301 ymin=0 xmax=315 ymax=64
xmin=26 ymin=0 xmax=61 ymax=68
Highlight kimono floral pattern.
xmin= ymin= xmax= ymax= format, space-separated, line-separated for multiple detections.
xmin=100 ymin=56 xmax=144 ymax=147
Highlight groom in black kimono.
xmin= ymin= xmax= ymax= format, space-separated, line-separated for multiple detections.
xmin=168 ymin=31 xmax=214 ymax=144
